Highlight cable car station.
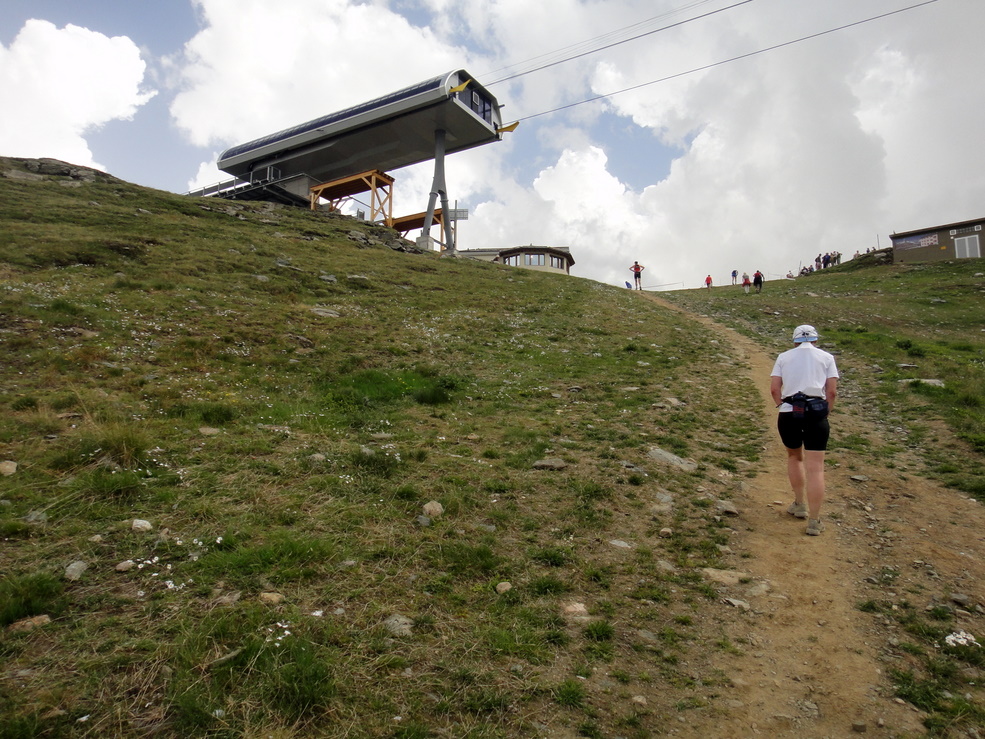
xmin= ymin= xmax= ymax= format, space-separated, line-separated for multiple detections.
xmin=192 ymin=70 xmax=509 ymax=251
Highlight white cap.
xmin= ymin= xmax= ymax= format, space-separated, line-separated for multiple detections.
xmin=793 ymin=324 xmax=818 ymax=343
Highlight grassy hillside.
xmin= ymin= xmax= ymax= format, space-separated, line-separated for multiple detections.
xmin=2 ymin=157 xmax=983 ymax=737
xmin=660 ymin=255 xmax=985 ymax=497
xmin=0 ymin=159 xmax=766 ymax=737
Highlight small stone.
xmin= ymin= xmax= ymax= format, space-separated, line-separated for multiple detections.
xmin=851 ymin=721 xmax=867 ymax=733
xmin=532 ymin=458 xmax=567 ymax=471
xmin=423 ymin=501 xmax=444 ymax=518
xmin=384 ymin=614 xmax=414 ymax=637
xmin=950 ymin=593 xmax=972 ymax=607
xmin=562 ymin=602 xmax=590 ymax=622
xmin=308 ymin=453 xmax=327 ymax=463
xmin=724 ymin=598 xmax=751 ymax=610
xmin=496 ymin=582 xmax=512 ymax=594
xmin=657 ymin=559 xmax=677 ymax=573
xmin=415 ymin=516 xmax=431 ymax=527
xmin=198 ymin=427 xmax=221 ymax=436
xmin=715 ymin=499 xmax=740 ymax=516
xmin=659 ymin=527 xmax=673 ymax=537
xmin=610 ymin=539 xmax=632 ymax=549
xmin=631 ymin=695 xmax=647 ymax=705
xmin=131 ymin=519 xmax=153 ymax=532
xmin=0 ymin=461 xmax=17 ymax=476
xmin=7 ymin=615 xmax=51 ymax=632
xmin=65 ymin=561 xmax=88 ymax=581
xmin=115 ymin=560 xmax=136 ymax=572
xmin=259 ymin=592 xmax=285 ymax=605
xmin=702 ymin=568 xmax=749 ymax=586
xmin=24 ymin=510 xmax=47 ymax=524
xmin=850 ymin=475 xmax=869 ymax=482
xmin=88 ymin=534 xmax=103 ymax=543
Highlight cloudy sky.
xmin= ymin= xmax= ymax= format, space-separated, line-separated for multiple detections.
xmin=2 ymin=0 xmax=981 ymax=288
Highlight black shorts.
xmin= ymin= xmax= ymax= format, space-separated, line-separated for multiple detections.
xmin=777 ymin=412 xmax=830 ymax=451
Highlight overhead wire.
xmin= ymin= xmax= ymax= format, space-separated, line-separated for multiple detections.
xmin=482 ymin=0 xmax=752 ymax=86
xmin=506 ymin=0 xmax=939 ymax=123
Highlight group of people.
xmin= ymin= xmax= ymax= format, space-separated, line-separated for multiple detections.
xmin=814 ymin=252 xmax=842 ymax=270
xmin=726 ymin=269 xmax=764 ymax=293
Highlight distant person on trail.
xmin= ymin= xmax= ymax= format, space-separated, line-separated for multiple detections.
xmin=742 ymin=272 xmax=751 ymax=294
xmin=705 ymin=274 xmax=712 ymax=289
xmin=731 ymin=269 xmax=738 ymax=285
xmin=753 ymin=270 xmax=764 ymax=293
xmin=630 ymin=261 xmax=644 ymax=290
xmin=770 ymin=324 xmax=839 ymax=536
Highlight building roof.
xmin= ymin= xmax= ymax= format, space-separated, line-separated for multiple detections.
xmin=891 ymin=217 xmax=985 ymax=240
xmin=217 ymin=70 xmax=502 ymax=184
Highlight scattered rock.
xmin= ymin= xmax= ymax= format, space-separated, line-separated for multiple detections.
xmin=311 ymin=307 xmax=341 ymax=318
xmin=415 ymin=516 xmax=431 ymax=527
xmin=496 ymin=582 xmax=512 ymax=594
xmin=852 ymin=721 xmax=867 ymax=733
xmin=746 ymin=581 xmax=772 ymax=597
xmin=657 ymin=560 xmax=678 ymax=573
xmin=715 ymin=499 xmax=740 ymax=516
xmin=384 ymin=614 xmax=414 ymax=637
xmin=658 ymin=528 xmax=674 ymax=538
xmin=213 ymin=591 xmax=241 ymax=606
xmin=631 ymin=695 xmax=647 ymax=706
xmin=0 ymin=461 xmax=17 ymax=476
xmin=609 ymin=539 xmax=632 ymax=549
xmin=647 ymin=447 xmax=697 ymax=471
xmin=532 ymin=458 xmax=567 ymax=470
xmin=320 ymin=274 xmax=338 ymax=283
xmin=115 ymin=560 xmax=136 ymax=572
xmin=702 ymin=568 xmax=750 ymax=586
xmin=423 ymin=501 xmax=444 ymax=518
xmin=24 ymin=510 xmax=47 ymax=524
xmin=131 ymin=519 xmax=153 ymax=532
xmin=198 ymin=427 xmax=221 ymax=436
xmin=850 ymin=475 xmax=869 ymax=482
xmin=64 ymin=561 xmax=88 ymax=581
xmin=7 ymin=615 xmax=51 ymax=632
xmin=259 ymin=592 xmax=285 ymax=605
xmin=951 ymin=593 xmax=972 ymax=607
xmin=898 ymin=378 xmax=945 ymax=388
xmin=562 ymin=602 xmax=590 ymax=622
xmin=308 ymin=453 xmax=327 ymax=463
xmin=724 ymin=598 xmax=751 ymax=611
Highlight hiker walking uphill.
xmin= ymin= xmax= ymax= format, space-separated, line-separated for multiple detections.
xmin=630 ymin=261 xmax=644 ymax=290
xmin=753 ymin=270 xmax=764 ymax=293
xmin=705 ymin=274 xmax=713 ymax=289
xmin=742 ymin=272 xmax=752 ymax=294
xmin=770 ymin=324 xmax=839 ymax=536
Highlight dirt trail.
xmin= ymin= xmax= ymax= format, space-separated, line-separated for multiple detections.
xmin=646 ymin=295 xmax=985 ymax=737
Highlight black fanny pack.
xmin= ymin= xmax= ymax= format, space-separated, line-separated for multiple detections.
xmin=782 ymin=392 xmax=829 ymax=419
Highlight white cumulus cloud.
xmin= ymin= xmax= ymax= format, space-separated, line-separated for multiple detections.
xmin=0 ymin=19 xmax=156 ymax=169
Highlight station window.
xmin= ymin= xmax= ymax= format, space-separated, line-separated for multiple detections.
xmin=524 ymin=253 xmax=545 ymax=266
xmin=504 ymin=255 xmax=520 ymax=266
xmin=467 ymin=90 xmax=494 ymax=124
xmin=550 ymin=255 xmax=565 ymax=269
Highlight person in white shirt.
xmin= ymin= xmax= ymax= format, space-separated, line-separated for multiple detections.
xmin=769 ymin=325 xmax=839 ymax=536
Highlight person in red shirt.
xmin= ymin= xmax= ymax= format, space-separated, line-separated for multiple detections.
xmin=704 ymin=274 xmax=712 ymax=289
xmin=629 ymin=261 xmax=644 ymax=290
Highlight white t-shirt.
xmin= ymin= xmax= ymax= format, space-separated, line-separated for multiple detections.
xmin=770 ymin=342 xmax=839 ymax=412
